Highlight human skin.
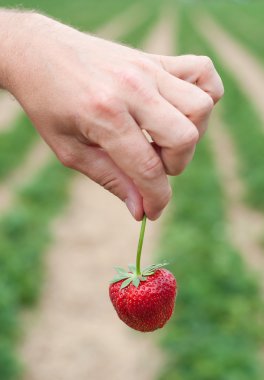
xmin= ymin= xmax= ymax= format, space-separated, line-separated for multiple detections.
xmin=0 ymin=10 xmax=224 ymax=221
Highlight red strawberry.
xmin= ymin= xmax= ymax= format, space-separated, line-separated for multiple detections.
xmin=109 ymin=215 xmax=177 ymax=332
xmin=109 ymin=265 xmax=177 ymax=332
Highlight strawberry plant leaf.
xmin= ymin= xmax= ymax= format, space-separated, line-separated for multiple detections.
xmin=115 ymin=267 xmax=127 ymax=274
xmin=133 ymin=277 xmax=140 ymax=288
xmin=143 ymin=271 xmax=155 ymax=276
xmin=110 ymin=274 xmax=130 ymax=284
xmin=142 ymin=262 xmax=169 ymax=276
xmin=128 ymin=264 xmax=136 ymax=273
xmin=120 ymin=278 xmax=133 ymax=289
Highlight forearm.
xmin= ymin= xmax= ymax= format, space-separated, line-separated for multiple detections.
xmin=0 ymin=9 xmax=72 ymax=94
xmin=0 ymin=9 xmax=29 ymax=90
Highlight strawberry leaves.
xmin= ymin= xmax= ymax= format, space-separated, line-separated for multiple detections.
xmin=120 ymin=278 xmax=133 ymax=289
xmin=110 ymin=215 xmax=169 ymax=290
xmin=142 ymin=262 xmax=169 ymax=276
xmin=110 ymin=261 xmax=169 ymax=289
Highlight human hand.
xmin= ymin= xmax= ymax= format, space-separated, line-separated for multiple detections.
xmin=0 ymin=11 xmax=224 ymax=220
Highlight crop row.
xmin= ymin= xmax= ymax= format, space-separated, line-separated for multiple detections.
xmin=0 ymin=115 xmax=37 ymax=181
xmin=200 ymin=6 xmax=264 ymax=212
xmin=0 ymin=159 xmax=72 ymax=379
xmin=207 ymin=1 xmax=264 ymax=64
xmin=174 ymin=2 xmax=264 ymax=214
xmin=156 ymin=7 xmax=264 ymax=380
xmin=0 ymin=3 xmax=158 ymax=378
xmin=2 ymin=0 xmax=136 ymax=32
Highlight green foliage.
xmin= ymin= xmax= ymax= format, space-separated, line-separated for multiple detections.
xmin=1 ymin=0 xmax=138 ymax=31
xmin=0 ymin=341 xmax=21 ymax=380
xmin=0 ymin=160 xmax=72 ymax=304
xmin=220 ymin=73 xmax=264 ymax=209
xmin=156 ymin=7 xmax=264 ymax=380
xmin=193 ymin=2 xmax=264 ymax=211
xmin=157 ymin=139 xmax=264 ymax=380
xmin=0 ymin=114 xmax=36 ymax=180
xmin=0 ymin=2 xmax=160 ymax=378
xmin=121 ymin=4 xmax=160 ymax=47
xmin=206 ymin=1 xmax=264 ymax=64
xmin=178 ymin=7 xmax=264 ymax=211
xmin=0 ymin=160 xmax=72 ymax=378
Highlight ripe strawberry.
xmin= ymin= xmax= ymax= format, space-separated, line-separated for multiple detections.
xmin=109 ymin=264 xmax=177 ymax=332
xmin=109 ymin=215 xmax=177 ymax=332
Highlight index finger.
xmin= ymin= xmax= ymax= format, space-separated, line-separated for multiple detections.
xmin=151 ymin=54 xmax=224 ymax=104
xmin=98 ymin=112 xmax=172 ymax=220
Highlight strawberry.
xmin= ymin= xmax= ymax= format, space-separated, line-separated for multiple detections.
xmin=109 ymin=265 xmax=177 ymax=332
xmin=109 ymin=215 xmax=177 ymax=332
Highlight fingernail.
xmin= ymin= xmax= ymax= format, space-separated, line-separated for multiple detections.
xmin=125 ymin=198 xmax=136 ymax=218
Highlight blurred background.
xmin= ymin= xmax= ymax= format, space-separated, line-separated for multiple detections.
xmin=0 ymin=0 xmax=264 ymax=379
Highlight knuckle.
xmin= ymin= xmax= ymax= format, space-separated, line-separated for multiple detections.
xmin=139 ymin=154 xmax=164 ymax=181
xmin=134 ymin=56 xmax=157 ymax=72
xmin=119 ymin=67 xmax=143 ymax=92
xmin=91 ymin=92 xmax=123 ymax=119
xmin=199 ymin=55 xmax=215 ymax=72
xmin=195 ymin=93 xmax=214 ymax=116
xmin=180 ymin=127 xmax=199 ymax=150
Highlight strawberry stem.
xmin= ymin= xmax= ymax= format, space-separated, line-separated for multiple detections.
xmin=136 ymin=214 xmax=147 ymax=276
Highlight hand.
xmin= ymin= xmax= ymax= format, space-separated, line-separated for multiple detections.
xmin=0 ymin=11 xmax=224 ymax=221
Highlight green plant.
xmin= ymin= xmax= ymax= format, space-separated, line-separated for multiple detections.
xmin=178 ymin=6 xmax=264 ymax=211
xmin=0 ymin=3 xmax=162 ymax=377
xmin=0 ymin=114 xmax=36 ymax=181
xmin=207 ymin=1 xmax=264 ymax=64
xmin=156 ymin=6 xmax=264 ymax=380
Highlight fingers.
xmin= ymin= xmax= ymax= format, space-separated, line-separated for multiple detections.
xmin=54 ymin=111 xmax=171 ymax=220
xmin=54 ymin=138 xmax=144 ymax=221
xmin=130 ymin=92 xmax=199 ymax=176
xmin=151 ymin=54 xmax=224 ymax=104
xmin=96 ymin=113 xmax=172 ymax=220
xmin=156 ymin=70 xmax=214 ymax=137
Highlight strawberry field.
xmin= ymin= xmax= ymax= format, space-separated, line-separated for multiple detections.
xmin=0 ymin=1 xmax=264 ymax=379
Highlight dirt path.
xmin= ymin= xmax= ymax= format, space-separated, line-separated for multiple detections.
xmin=20 ymin=179 xmax=164 ymax=380
xmin=195 ymin=14 xmax=264 ymax=126
xmin=0 ymin=90 xmax=22 ymax=131
xmin=96 ymin=2 xmax=148 ymax=40
xmin=195 ymin=14 xmax=264 ymax=285
xmin=20 ymin=8 xmax=176 ymax=380
xmin=209 ymin=111 xmax=264 ymax=288
xmin=140 ymin=7 xmax=177 ymax=54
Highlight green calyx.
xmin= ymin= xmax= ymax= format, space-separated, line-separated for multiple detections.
xmin=110 ymin=262 xmax=168 ymax=289
xmin=110 ymin=214 xmax=168 ymax=290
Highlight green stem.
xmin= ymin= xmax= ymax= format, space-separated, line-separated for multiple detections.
xmin=136 ymin=214 xmax=147 ymax=276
